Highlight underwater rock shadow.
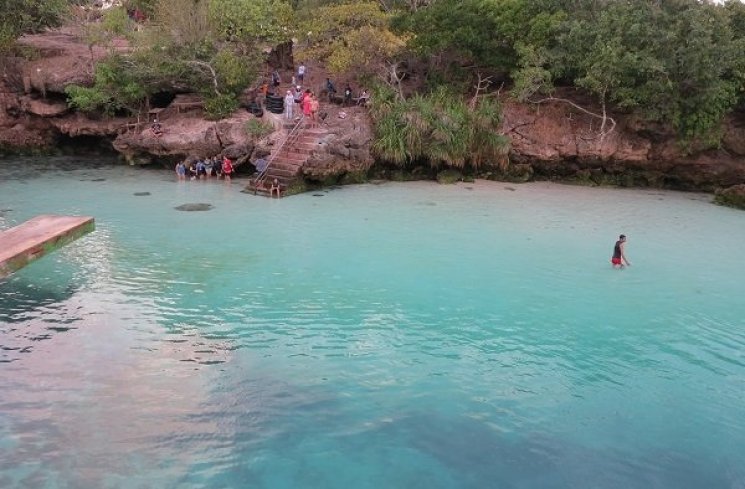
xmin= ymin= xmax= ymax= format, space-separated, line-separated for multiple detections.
xmin=175 ymin=203 xmax=213 ymax=212
xmin=0 ymin=277 xmax=82 ymax=362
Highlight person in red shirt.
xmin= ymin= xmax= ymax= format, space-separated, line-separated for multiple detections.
xmin=222 ymin=157 xmax=234 ymax=181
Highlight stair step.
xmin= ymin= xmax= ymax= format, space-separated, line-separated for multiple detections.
xmin=272 ymin=160 xmax=303 ymax=168
xmin=269 ymin=158 xmax=306 ymax=168
xmin=292 ymin=143 xmax=318 ymax=151
xmin=279 ymin=149 xmax=312 ymax=158
xmin=267 ymin=168 xmax=298 ymax=178
xmin=273 ymin=152 xmax=306 ymax=161
xmin=284 ymin=145 xmax=315 ymax=153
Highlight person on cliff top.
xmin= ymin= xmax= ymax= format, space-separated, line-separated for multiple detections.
xmin=297 ymin=62 xmax=306 ymax=83
xmin=611 ymin=234 xmax=632 ymax=269
xmin=222 ymin=157 xmax=234 ymax=181
xmin=356 ymin=90 xmax=370 ymax=107
xmin=284 ymin=90 xmax=295 ymax=120
xmin=325 ymin=78 xmax=337 ymax=101
xmin=344 ymin=84 xmax=352 ymax=106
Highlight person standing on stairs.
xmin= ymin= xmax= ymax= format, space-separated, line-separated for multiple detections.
xmin=284 ymin=90 xmax=295 ymax=120
xmin=310 ymin=93 xmax=320 ymax=123
xmin=297 ymin=62 xmax=306 ymax=84
xmin=301 ymin=89 xmax=313 ymax=119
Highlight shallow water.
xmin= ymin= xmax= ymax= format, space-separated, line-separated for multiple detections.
xmin=1 ymin=157 xmax=744 ymax=489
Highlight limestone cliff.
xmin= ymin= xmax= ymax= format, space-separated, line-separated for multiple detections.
xmin=1 ymin=28 xmax=744 ymax=198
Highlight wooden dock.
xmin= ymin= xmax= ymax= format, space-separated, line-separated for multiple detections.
xmin=0 ymin=215 xmax=95 ymax=278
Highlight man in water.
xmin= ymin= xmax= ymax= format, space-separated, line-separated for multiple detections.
xmin=611 ymin=234 xmax=632 ymax=268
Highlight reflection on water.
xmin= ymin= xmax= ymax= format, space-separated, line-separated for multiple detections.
xmin=1 ymin=157 xmax=745 ymax=488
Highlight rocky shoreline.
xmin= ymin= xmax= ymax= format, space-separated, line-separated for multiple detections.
xmin=1 ymin=30 xmax=744 ymax=208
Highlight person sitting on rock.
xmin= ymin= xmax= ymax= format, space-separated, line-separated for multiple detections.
xmin=151 ymin=118 xmax=163 ymax=137
xmin=356 ymin=90 xmax=370 ymax=107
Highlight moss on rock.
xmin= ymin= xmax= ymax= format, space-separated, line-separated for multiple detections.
xmin=436 ymin=169 xmax=462 ymax=184
xmin=714 ymin=184 xmax=745 ymax=210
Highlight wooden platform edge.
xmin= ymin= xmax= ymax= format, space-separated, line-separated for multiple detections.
xmin=0 ymin=217 xmax=95 ymax=278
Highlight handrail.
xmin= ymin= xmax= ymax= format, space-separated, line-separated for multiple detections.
xmin=254 ymin=115 xmax=306 ymax=188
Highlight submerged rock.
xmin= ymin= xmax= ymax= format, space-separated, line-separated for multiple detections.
xmin=175 ymin=203 xmax=213 ymax=212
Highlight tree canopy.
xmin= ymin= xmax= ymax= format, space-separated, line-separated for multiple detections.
xmin=6 ymin=0 xmax=745 ymax=151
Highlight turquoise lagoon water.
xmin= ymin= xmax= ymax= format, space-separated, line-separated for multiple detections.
xmin=1 ymin=157 xmax=744 ymax=489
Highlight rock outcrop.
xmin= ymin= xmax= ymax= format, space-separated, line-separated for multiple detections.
xmin=715 ymin=184 xmax=745 ymax=210
xmin=1 ymin=28 xmax=744 ymax=197
xmin=301 ymin=104 xmax=374 ymax=183
xmin=499 ymin=98 xmax=745 ymax=191
xmin=113 ymin=111 xmax=256 ymax=163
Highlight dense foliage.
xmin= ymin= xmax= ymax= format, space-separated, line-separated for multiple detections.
xmin=402 ymin=0 xmax=745 ymax=145
xmin=64 ymin=0 xmax=268 ymax=119
xmin=7 ymin=0 xmax=745 ymax=161
xmin=0 ymin=0 xmax=71 ymax=53
xmin=370 ymin=86 xmax=509 ymax=170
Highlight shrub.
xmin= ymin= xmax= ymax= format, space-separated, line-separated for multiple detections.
xmin=204 ymin=93 xmax=239 ymax=120
xmin=245 ymin=119 xmax=274 ymax=139
xmin=370 ymin=86 xmax=510 ymax=170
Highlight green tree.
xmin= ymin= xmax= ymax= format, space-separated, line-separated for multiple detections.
xmin=0 ymin=0 xmax=71 ymax=53
xmin=297 ymin=1 xmax=406 ymax=95
xmin=208 ymin=0 xmax=293 ymax=45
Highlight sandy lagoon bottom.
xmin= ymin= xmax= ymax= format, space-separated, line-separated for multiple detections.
xmin=1 ymin=158 xmax=744 ymax=488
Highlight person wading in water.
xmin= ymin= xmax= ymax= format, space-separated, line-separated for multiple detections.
xmin=611 ymin=234 xmax=632 ymax=269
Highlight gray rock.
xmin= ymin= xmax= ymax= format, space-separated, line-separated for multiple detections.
xmin=175 ymin=203 xmax=213 ymax=212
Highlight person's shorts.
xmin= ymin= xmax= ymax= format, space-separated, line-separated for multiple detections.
xmin=198 ymin=169 xmax=206 ymax=176
xmin=611 ymin=257 xmax=622 ymax=265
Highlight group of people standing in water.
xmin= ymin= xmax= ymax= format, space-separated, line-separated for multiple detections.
xmin=175 ymin=156 xmax=234 ymax=181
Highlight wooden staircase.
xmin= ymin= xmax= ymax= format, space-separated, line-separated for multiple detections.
xmin=245 ymin=117 xmax=328 ymax=197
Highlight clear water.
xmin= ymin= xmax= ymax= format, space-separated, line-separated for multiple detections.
xmin=1 ymin=157 xmax=745 ymax=489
